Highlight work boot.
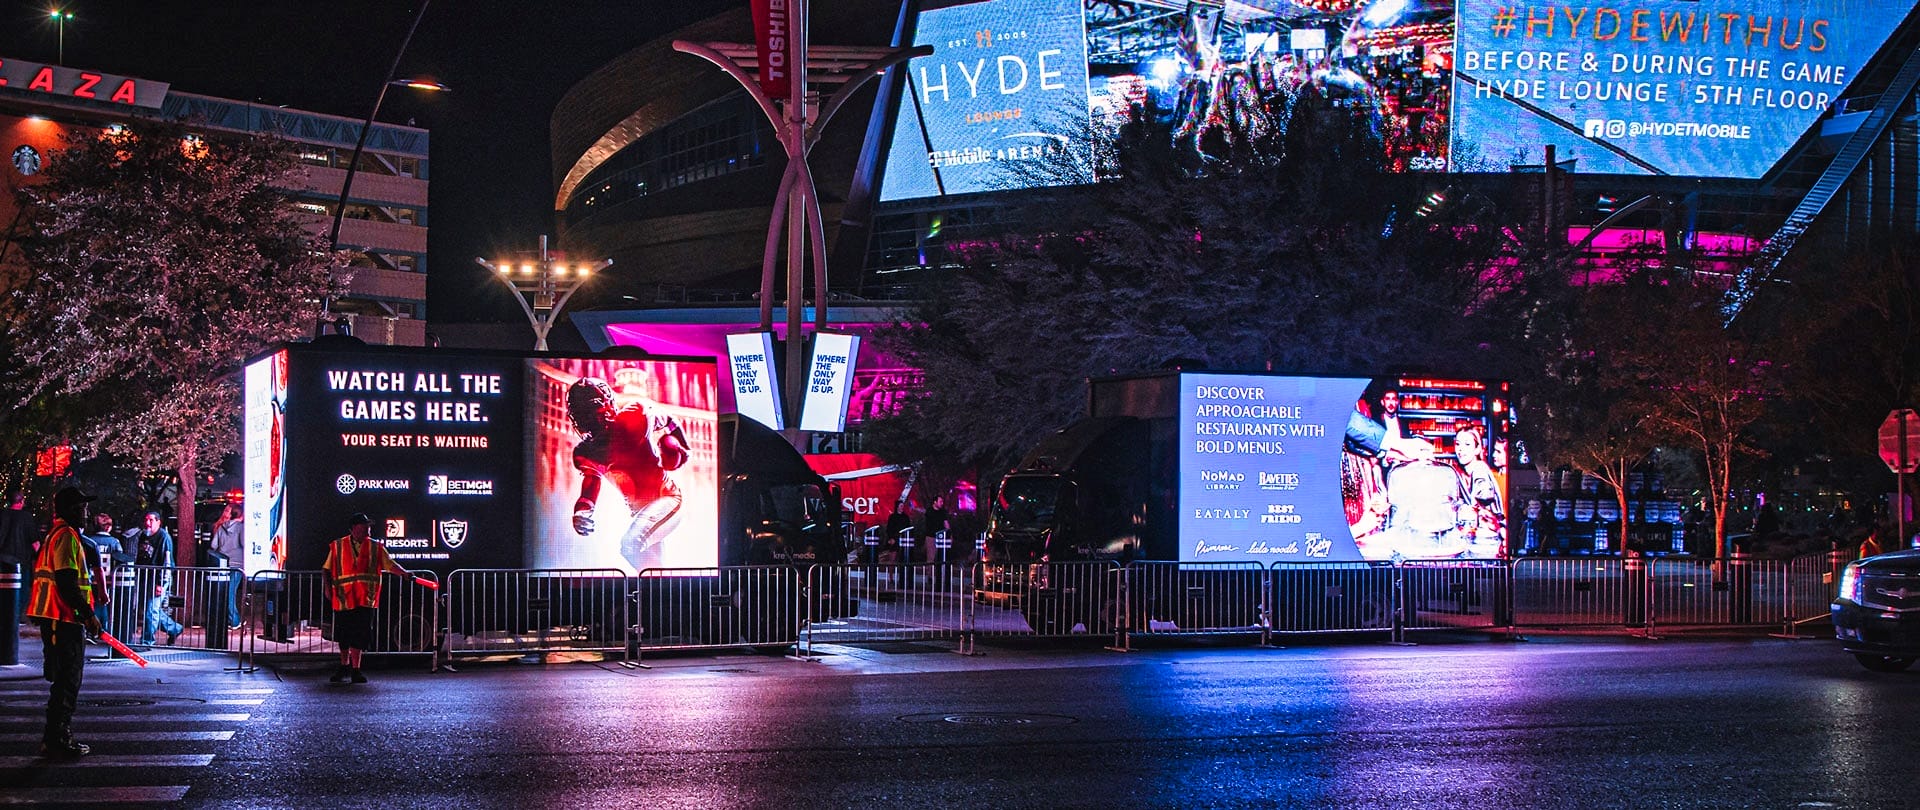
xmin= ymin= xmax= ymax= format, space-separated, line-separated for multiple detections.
xmin=350 ymin=669 xmax=368 ymax=684
xmin=329 ymin=665 xmax=351 ymax=684
xmin=40 ymin=738 xmax=90 ymax=759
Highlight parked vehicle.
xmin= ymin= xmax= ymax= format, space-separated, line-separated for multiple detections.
xmin=1832 ymin=548 xmax=1920 ymax=672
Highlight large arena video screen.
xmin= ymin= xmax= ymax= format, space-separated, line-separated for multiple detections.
xmin=1179 ymin=373 xmax=1509 ymax=563
xmin=881 ymin=0 xmax=1915 ymax=200
xmin=243 ymin=349 xmax=719 ymax=576
xmin=1455 ymin=0 xmax=1915 ymax=176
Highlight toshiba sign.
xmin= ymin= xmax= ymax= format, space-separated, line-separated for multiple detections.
xmin=0 ymin=56 xmax=169 ymax=110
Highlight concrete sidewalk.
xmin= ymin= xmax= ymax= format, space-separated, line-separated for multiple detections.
xmin=3 ymin=624 xmax=239 ymax=683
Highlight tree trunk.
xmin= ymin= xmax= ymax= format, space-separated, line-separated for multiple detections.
xmin=1615 ymin=486 xmax=1631 ymax=555
xmin=175 ymin=445 xmax=197 ymax=568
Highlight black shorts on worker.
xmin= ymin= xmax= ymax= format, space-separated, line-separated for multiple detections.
xmin=333 ymin=607 xmax=375 ymax=650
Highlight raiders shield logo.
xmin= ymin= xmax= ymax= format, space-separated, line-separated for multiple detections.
xmin=438 ymin=519 xmax=469 ymax=549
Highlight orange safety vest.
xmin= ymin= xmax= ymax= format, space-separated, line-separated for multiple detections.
xmin=323 ymin=534 xmax=397 ymax=611
xmin=28 ymin=520 xmax=92 ymax=624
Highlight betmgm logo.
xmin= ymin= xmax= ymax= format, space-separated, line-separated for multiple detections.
xmin=1583 ymin=118 xmax=1627 ymax=139
xmin=427 ymin=475 xmax=494 ymax=496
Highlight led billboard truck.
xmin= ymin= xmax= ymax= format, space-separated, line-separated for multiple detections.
xmin=244 ymin=343 xmax=849 ymax=647
xmin=986 ymin=371 xmax=1510 ymax=633
xmin=882 ymin=0 xmax=1917 ymax=200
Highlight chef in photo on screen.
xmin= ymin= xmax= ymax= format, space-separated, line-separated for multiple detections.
xmin=565 ymin=375 xmax=691 ymax=571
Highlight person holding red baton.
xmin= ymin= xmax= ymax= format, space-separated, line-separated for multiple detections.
xmin=322 ymin=513 xmax=411 ymax=684
xmin=28 ymin=486 xmax=104 ymax=758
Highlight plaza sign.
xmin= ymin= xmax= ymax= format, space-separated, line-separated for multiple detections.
xmin=0 ymin=56 xmax=168 ymax=110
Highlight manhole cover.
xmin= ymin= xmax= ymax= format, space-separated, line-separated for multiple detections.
xmin=899 ymin=712 xmax=1076 ymax=727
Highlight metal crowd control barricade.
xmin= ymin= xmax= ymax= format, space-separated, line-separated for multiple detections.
xmin=1397 ymin=559 xmax=1510 ymax=635
xmin=121 ymin=564 xmax=223 ymax=650
xmin=1778 ymin=548 xmax=1855 ymax=636
xmin=443 ymin=568 xmax=627 ymax=663
xmin=967 ymin=560 xmax=1122 ymax=643
xmin=632 ymin=565 xmax=805 ymax=661
xmin=1268 ymin=561 xmax=1396 ymax=635
xmin=1125 ymin=561 xmax=1268 ymax=643
xmin=1509 ymin=557 xmax=1632 ymax=628
xmin=239 ymin=570 xmax=334 ymax=669
xmin=236 ymin=569 xmax=439 ymax=671
xmin=800 ymin=562 xmax=968 ymax=657
xmin=1647 ymin=556 xmax=1784 ymax=629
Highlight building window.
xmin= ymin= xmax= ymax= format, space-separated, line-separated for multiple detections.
xmin=563 ymin=93 xmax=771 ymax=224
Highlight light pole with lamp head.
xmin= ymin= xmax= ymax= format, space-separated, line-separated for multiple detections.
xmin=476 ymin=236 xmax=611 ymax=351
xmin=49 ymin=9 xmax=72 ymax=65
xmin=320 ymin=0 xmax=442 ymax=333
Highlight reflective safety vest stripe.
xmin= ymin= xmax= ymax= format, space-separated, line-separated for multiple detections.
xmin=323 ymin=535 xmax=393 ymax=611
xmin=27 ymin=522 xmax=92 ymax=624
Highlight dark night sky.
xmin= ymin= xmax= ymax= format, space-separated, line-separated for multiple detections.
xmin=0 ymin=0 xmax=727 ymax=323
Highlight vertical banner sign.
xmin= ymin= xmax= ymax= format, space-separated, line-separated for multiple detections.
xmin=726 ymin=332 xmax=785 ymax=429
xmin=750 ymin=0 xmax=793 ymax=101
xmin=800 ymin=332 xmax=860 ymax=432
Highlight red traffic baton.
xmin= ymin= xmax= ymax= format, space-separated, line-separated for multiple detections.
xmin=98 ymin=631 xmax=149 ymax=668
xmin=411 ymin=576 xmax=438 ymax=591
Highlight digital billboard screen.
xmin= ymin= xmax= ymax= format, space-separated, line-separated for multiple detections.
xmin=243 ymin=347 xmax=719 ymax=576
xmin=1453 ymin=0 xmax=1913 ymax=177
xmin=1178 ymin=373 xmax=1509 ymax=563
xmin=880 ymin=0 xmax=1914 ymax=200
xmin=881 ymin=0 xmax=1093 ymax=200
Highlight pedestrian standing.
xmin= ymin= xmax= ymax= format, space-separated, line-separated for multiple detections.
xmin=921 ymin=495 xmax=950 ymax=563
xmin=323 ymin=513 xmax=410 ymax=684
xmin=127 ymin=511 xmax=175 ymax=569
xmin=28 ymin=487 xmax=103 ymax=758
xmin=80 ymin=514 xmax=122 ymax=641
xmin=209 ymin=503 xmax=245 ymax=627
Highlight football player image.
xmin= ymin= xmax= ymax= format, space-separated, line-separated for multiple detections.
xmin=567 ymin=376 xmax=691 ymax=571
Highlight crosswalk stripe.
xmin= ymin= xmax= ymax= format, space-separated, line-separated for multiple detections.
xmin=203 ymin=699 xmax=264 ymax=706
xmin=25 ymin=688 xmax=276 ymax=697
xmin=0 ymin=753 xmax=214 ymax=768
xmin=0 ymin=731 xmax=235 ymax=743
xmin=0 ymin=786 xmax=190 ymax=804
xmin=0 ymin=714 xmax=250 ymax=726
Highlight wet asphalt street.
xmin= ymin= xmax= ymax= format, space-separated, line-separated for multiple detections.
xmin=3 ymin=633 xmax=1916 ymax=808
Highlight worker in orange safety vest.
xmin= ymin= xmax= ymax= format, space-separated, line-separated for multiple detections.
xmin=322 ymin=512 xmax=410 ymax=684
xmin=28 ymin=487 xmax=104 ymax=758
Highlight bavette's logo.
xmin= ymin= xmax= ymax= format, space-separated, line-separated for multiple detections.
xmin=336 ymin=474 xmax=409 ymax=495
xmin=1259 ymin=472 xmax=1300 ymax=491
xmin=427 ymin=475 xmax=493 ymax=496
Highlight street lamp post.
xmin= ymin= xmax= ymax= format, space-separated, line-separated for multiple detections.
xmin=327 ymin=0 xmax=436 ymax=253
xmin=672 ymin=3 xmax=927 ymax=440
xmin=49 ymin=9 xmax=72 ymax=65
xmin=476 ymin=236 xmax=611 ymax=351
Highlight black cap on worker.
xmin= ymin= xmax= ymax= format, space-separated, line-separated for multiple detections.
xmin=52 ymin=486 xmax=96 ymax=512
xmin=348 ymin=512 xmax=372 ymax=528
